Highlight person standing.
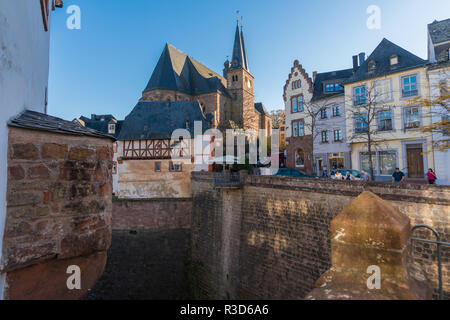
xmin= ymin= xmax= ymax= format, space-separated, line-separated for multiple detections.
xmin=426 ymin=168 xmax=437 ymax=184
xmin=345 ymin=171 xmax=355 ymax=181
xmin=334 ymin=171 xmax=343 ymax=180
xmin=361 ymin=170 xmax=370 ymax=182
xmin=392 ymin=168 xmax=405 ymax=183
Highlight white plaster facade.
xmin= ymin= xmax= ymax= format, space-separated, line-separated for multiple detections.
xmin=344 ymin=67 xmax=435 ymax=181
xmin=0 ymin=1 xmax=54 ymax=299
xmin=313 ymin=94 xmax=352 ymax=175
xmin=427 ymin=67 xmax=450 ymax=185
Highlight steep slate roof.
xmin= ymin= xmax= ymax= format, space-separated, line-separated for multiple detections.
xmin=254 ymin=103 xmax=270 ymax=116
xmin=311 ymin=68 xmax=354 ymax=102
xmin=79 ymin=115 xmax=123 ymax=138
xmin=144 ymin=43 xmax=229 ymax=97
xmin=9 ymin=110 xmax=115 ymax=140
xmin=344 ymin=38 xmax=427 ymax=85
xmin=231 ymin=23 xmax=250 ymax=71
xmin=118 ymin=101 xmax=210 ymax=141
xmin=428 ymin=18 xmax=450 ymax=45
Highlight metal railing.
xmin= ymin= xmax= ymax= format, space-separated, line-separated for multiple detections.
xmin=213 ymin=171 xmax=242 ymax=187
xmin=411 ymin=224 xmax=450 ymax=300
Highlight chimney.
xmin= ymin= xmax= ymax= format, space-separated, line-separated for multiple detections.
xmin=352 ymin=55 xmax=358 ymax=72
xmin=359 ymin=52 xmax=366 ymax=66
xmin=313 ymin=71 xmax=317 ymax=82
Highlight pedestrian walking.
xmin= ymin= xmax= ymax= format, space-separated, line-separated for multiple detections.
xmin=426 ymin=168 xmax=437 ymax=184
xmin=361 ymin=170 xmax=370 ymax=181
xmin=392 ymin=168 xmax=405 ymax=183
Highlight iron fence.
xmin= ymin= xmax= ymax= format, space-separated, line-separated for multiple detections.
xmin=411 ymin=224 xmax=450 ymax=300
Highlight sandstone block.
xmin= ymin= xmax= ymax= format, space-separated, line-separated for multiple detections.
xmin=28 ymin=165 xmax=50 ymax=179
xmin=8 ymin=166 xmax=25 ymax=180
xmin=42 ymin=143 xmax=68 ymax=159
xmin=5 ymin=251 xmax=107 ymax=300
xmin=68 ymin=147 xmax=94 ymax=161
xmin=12 ymin=143 xmax=39 ymax=160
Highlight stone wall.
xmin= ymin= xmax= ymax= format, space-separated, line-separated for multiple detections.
xmin=86 ymin=198 xmax=192 ymax=300
xmin=117 ymin=156 xmax=194 ymax=199
xmin=190 ymin=172 xmax=450 ymax=300
xmin=2 ymin=127 xmax=113 ymax=299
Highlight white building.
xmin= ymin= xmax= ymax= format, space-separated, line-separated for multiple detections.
xmin=0 ymin=0 xmax=62 ymax=299
xmin=427 ymin=19 xmax=450 ymax=185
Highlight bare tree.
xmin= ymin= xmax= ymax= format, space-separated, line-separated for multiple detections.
xmin=344 ymin=82 xmax=401 ymax=180
xmin=411 ymin=78 xmax=450 ymax=152
xmin=301 ymin=99 xmax=337 ymax=174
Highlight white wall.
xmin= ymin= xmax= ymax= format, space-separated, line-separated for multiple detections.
xmin=0 ymin=0 xmax=52 ymax=298
xmin=428 ymin=68 xmax=450 ymax=185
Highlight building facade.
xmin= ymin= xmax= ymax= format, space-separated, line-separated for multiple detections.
xmin=310 ymin=69 xmax=353 ymax=176
xmin=343 ymin=38 xmax=433 ymax=181
xmin=283 ymin=61 xmax=314 ymax=174
xmin=102 ymin=22 xmax=272 ymax=199
xmin=427 ymin=18 xmax=450 ymax=185
xmin=116 ymin=101 xmax=210 ymax=199
xmin=283 ymin=61 xmax=353 ymax=175
xmin=0 ymin=0 xmax=61 ymax=299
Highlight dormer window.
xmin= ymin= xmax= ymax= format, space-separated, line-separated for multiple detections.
xmin=390 ymin=55 xmax=399 ymax=66
xmin=368 ymin=60 xmax=376 ymax=72
xmin=324 ymin=83 xmax=344 ymax=93
xmin=108 ymin=124 xmax=116 ymax=134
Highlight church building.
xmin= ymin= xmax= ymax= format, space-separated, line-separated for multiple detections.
xmin=79 ymin=21 xmax=272 ymax=199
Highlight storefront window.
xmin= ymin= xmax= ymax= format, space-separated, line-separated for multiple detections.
xmin=361 ymin=152 xmax=377 ymax=175
xmin=329 ymin=152 xmax=344 ymax=169
xmin=378 ymin=151 xmax=397 ymax=176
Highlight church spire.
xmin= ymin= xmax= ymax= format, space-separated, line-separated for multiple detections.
xmin=230 ymin=17 xmax=249 ymax=72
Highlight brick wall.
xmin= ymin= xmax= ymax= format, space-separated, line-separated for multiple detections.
xmin=190 ymin=172 xmax=450 ymax=300
xmin=86 ymin=198 xmax=192 ymax=299
xmin=111 ymin=198 xmax=191 ymax=230
xmin=2 ymin=127 xmax=113 ymax=299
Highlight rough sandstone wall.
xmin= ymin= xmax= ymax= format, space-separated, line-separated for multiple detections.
xmin=2 ymin=127 xmax=113 ymax=300
xmin=190 ymin=172 xmax=450 ymax=300
xmin=86 ymin=198 xmax=192 ymax=300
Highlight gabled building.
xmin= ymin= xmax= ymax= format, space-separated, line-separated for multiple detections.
xmin=109 ymin=21 xmax=272 ymax=199
xmin=140 ymin=23 xmax=271 ymax=133
xmin=427 ymin=18 xmax=450 ymax=185
xmin=283 ymin=61 xmax=314 ymax=173
xmin=311 ymin=68 xmax=354 ymax=175
xmin=343 ymin=38 xmax=431 ymax=181
xmin=283 ymin=61 xmax=353 ymax=175
xmin=117 ymin=101 xmax=210 ymax=199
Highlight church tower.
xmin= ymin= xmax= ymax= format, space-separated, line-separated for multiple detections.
xmin=224 ymin=20 xmax=258 ymax=131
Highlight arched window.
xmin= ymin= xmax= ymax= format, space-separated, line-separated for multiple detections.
xmin=295 ymin=149 xmax=305 ymax=167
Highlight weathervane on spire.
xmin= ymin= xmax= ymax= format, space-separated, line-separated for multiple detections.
xmin=236 ymin=10 xmax=240 ymax=25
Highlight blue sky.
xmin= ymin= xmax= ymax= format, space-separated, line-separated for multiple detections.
xmin=48 ymin=0 xmax=450 ymax=120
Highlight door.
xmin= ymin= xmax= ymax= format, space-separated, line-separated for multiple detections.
xmin=406 ymin=145 xmax=424 ymax=178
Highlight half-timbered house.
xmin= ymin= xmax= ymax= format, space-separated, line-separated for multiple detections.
xmin=116 ymin=101 xmax=210 ymax=199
